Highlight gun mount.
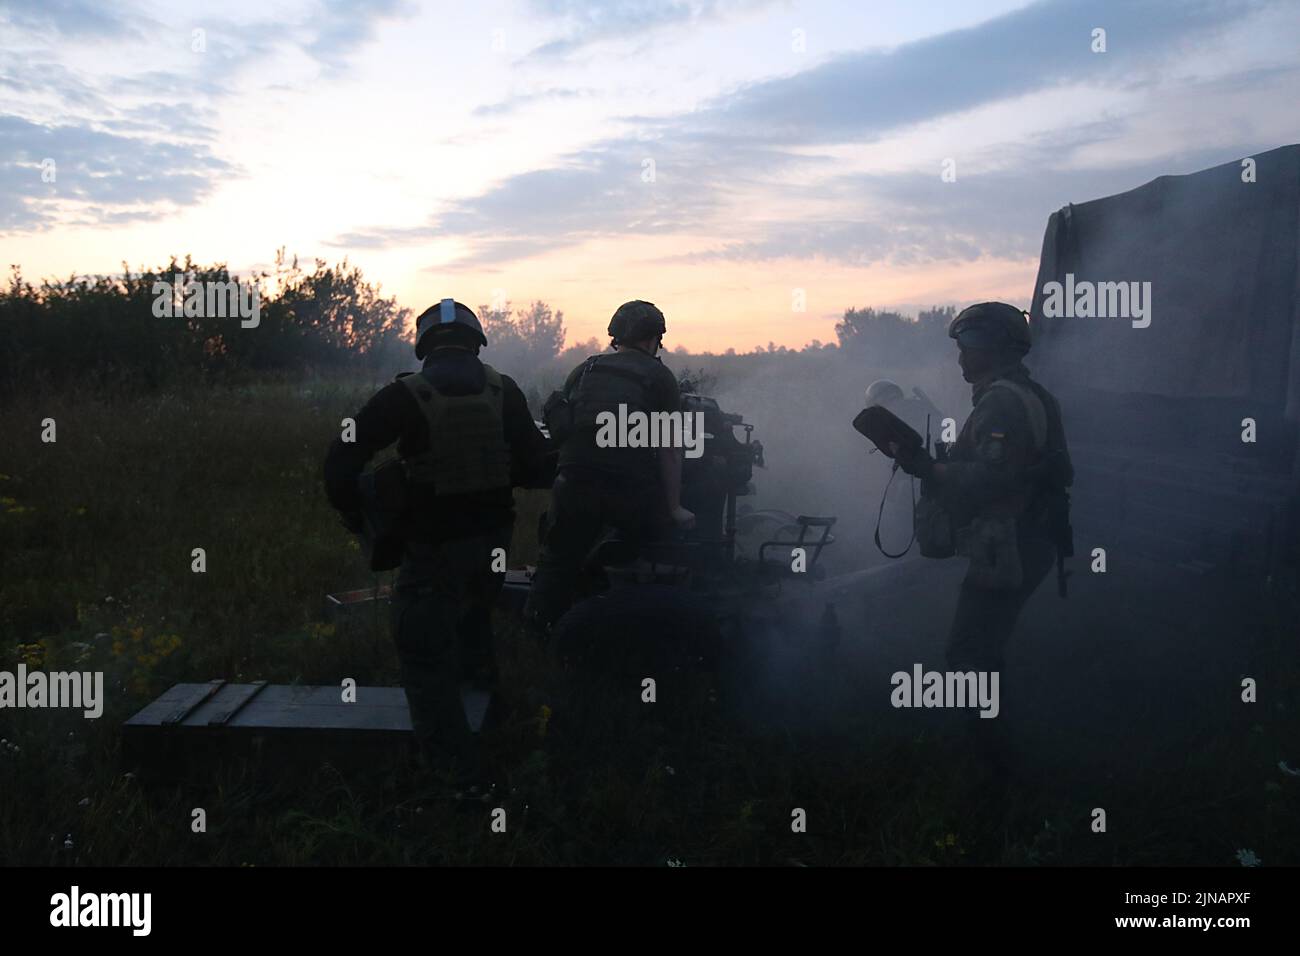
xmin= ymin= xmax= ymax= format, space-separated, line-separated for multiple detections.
xmin=512 ymin=386 xmax=840 ymax=707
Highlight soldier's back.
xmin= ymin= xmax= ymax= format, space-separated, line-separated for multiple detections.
xmin=557 ymin=349 xmax=679 ymax=480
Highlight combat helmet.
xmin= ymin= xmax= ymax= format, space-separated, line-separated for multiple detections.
xmin=947 ymin=302 xmax=1032 ymax=355
xmin=415 ymin=298 xmax=487 ymax=358
xmin=608 ymin=300 xmax=667 ymax=345
xmin=864 ymin=379 xmax=905 ymax=407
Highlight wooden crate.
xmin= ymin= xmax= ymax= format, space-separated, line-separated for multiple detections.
xmin=122 ymin=681 xmax=491 ymax=782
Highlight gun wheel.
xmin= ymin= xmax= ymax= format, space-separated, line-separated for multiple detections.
xmin=548 ymin=584 xmax=723 ymax=753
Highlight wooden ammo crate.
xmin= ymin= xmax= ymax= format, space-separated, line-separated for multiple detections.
xmin=122 ymin=681 xmax=492 ymax=782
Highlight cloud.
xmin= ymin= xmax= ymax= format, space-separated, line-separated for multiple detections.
xmin=663 ymin=60 xmax=1300 ymax=269
xmin=0 ymin=0 xmax=146 ymax=39
xmin=332 ymin=0 xmax=1289 ymax=268
xmin=647 ymin=0 xmax=1265 ymax=147
xmin=0 ymin=114 xmax=237 ymax=234
xmin=526 ymin=0 xmax=779 ymax=58
xmin=303 ymin=0 xmax=415 ymax=76
xmin=472 ymin=87 xmax=591 ymax=117
xmin=0 ymin=182 xmax=54 ymax=232
xmin=4 ymin=0 xmax=415 ymax=113
xmin=0 ymin=0 xmax=420 ymax=231
xmin=332 ymin=142 xmax=748 ymax=264
xmin=103 ymin=103 xmax=222 ymax=141
xmin=659 ymin=149 xmax=1233 ymax=268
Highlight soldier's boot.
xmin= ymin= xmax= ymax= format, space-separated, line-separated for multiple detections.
xmin=393 ymin=584 xmax=481 ymax=789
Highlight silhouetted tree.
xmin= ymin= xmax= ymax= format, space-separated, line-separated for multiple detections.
xmin=475 ymin=299 xmax=567 ymax=379
xmin=0 ymin=250 xmax=409 ymax=393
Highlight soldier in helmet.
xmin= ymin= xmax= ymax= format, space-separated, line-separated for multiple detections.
xmin=864 ymin=378 xmax=941 ymax=555
xmin=524 ymin=300 xmax=695 ymax=634
xmin=323 ymin=298 xmax=547 ymax=788
xmin=864 ymin=378 xmax=944 ymax=443
xmin=891 ymin=302 xmax=1074 ymax=675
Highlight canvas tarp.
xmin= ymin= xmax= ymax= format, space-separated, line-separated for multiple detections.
xmin=1029 ymin=143 xmax=1300 ymax=422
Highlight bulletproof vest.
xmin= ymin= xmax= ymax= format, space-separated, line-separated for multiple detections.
xmin=986 ymin=379 xmax=1047 ymax=450
xmin=946 ymin=373 xmax=1076 ymax=594
xmin=987 ymin=378 xmax=1073 ymax=491
xmin=569 ymin=354 xmax=659 ymax=429
xmin=946 ymin=375 xmax=1070 ymax=523
xmin=398 ymin=363 xmax=511 ymax=495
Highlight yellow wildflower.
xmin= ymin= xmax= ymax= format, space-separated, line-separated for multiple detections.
xmin=150 ymin=633 xmax=182 ymax=656
xmin=934 ymin=833 xmax=963 ymax=854
xmin=536 ymin=704 xmax=552 ymax=738
xmin=18 ymin=641 xmax=45 ymax=667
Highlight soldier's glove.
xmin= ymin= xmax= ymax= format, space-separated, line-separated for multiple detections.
xmin=891 ymin=443 xmax=935 ymax=480
xmin=339 ymin=509 xmax=365 ymax=535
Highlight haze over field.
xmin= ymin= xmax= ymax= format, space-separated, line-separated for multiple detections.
xmin=3 ymin=0 xmax=1298 ymax=351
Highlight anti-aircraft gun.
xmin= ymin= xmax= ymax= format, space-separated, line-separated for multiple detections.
xmin=505 ymin=384 xmax=840 ymax=699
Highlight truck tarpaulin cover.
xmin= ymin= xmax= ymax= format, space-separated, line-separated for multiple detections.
xmin=1029 ymin=143 xmax=1300 ymax=422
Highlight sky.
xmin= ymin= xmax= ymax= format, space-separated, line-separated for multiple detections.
xmin=2 ymin=0 xmax=1298 ymax=352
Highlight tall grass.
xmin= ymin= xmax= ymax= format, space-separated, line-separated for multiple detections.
xmin=1 ymin=380 xmax=1297 ymax=866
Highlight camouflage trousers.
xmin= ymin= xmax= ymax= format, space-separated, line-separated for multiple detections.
xmin=391 ymin=526 xmax=510 ymax=777
xmin=945 ymin=529 xmax=1055 ymax=673
xmin=946 ymin=528 xmax=1054 ymax=778
xmin=524 ymin=470 xmax=665 ymax=629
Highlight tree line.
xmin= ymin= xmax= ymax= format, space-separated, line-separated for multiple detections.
xmin=0 ymin=250 xmax=956 ymax=397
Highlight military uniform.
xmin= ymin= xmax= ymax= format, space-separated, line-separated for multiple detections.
xmin=525 ymin=301 xmax=684 ymax=631
xmin=893 ymin=303 xmax=1073 ymax=674
xmin=934 ymin=359 xmax=1071 ymax=671
xmin=324 ymin=305 xmax=546 ymax=779
xmin=525 ymin=346 xmax=681 ymax=629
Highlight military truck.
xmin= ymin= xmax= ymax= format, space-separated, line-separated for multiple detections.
xmin=1028 ymin=143 xmax=1300 ymax=581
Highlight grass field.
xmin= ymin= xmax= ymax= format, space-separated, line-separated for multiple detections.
xmin=2 ymin=378 xmax=1298 ymax=866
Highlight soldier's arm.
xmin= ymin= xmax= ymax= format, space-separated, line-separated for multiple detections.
xmin=652 ymin=364 xmax=690 ymax=523
xmin=930 ymin=391 xmax=1034 ymax=508
xmin=499 ymin=374 xmax=548 ymax=487
xmin=322 ymin=383 xmax=409 ymax=515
